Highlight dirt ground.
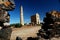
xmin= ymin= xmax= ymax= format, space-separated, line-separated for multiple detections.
xmin=10 ymin=26 xmax=41 ymax=40
xmin=10 ymin=26 xmax=60 ymax=40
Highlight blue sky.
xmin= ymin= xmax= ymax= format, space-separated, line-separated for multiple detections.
xmin=9 ymin=0 xmax=60 ymax=24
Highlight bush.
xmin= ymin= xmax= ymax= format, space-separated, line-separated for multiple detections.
xmin=15 ymin=23 xmax=22 ymax=28
xmin=10 ymin=23 xmax=22 ymax=28
xmin=10 ymin=24 xmax=15 ymax=26
xmin=24 ymin=23 xmax=27 ymax=25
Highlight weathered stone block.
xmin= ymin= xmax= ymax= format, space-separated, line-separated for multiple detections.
xmin=0 ymin=28 xmax=12 ymax=40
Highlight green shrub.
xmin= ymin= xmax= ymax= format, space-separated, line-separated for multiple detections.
xmin=24 ymin=23 xmax=27 ymax=25
xmin=15 ymin=23 xmax=22 ymax=28
xmin=10 ymin=23 xmax=22 ymax=28
xmin=10 ymin=24 xmax=15 ymax=27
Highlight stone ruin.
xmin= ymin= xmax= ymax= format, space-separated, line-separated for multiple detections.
xmin=0 ymin=0 xmax=15 ymax=40
xmin=25 ymin=11 xmax=60 ymax=40
xmin=15 ymin=11 xmax=60 ymax=40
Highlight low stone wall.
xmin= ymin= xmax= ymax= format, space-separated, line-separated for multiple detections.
xmin=0 ymin=28 xmax=12 ymax=40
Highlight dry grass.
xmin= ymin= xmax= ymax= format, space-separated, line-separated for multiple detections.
xmin=10 ymin=26 xmax=41 ymax=40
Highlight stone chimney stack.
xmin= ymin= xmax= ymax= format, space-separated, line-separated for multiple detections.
xmin=20 ymin=5 xmax=24 ymax=25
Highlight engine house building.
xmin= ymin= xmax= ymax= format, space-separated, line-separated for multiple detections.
xmin=31 ymin=13 xmax=40 ymax=25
